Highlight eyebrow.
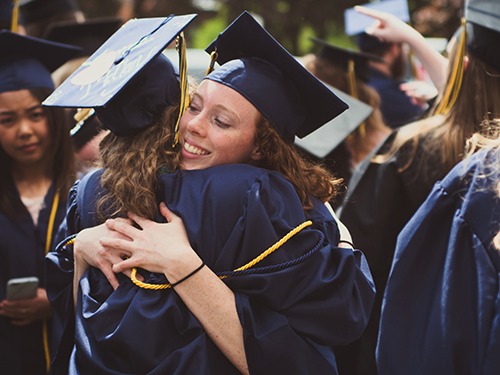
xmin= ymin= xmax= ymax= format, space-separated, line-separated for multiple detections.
xmin=0 ymin=105 xmax=42 ymax=115
xmin=194 ymin=92 xmax=241 ymax=123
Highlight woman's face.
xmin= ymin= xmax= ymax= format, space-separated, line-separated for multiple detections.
xmin=0 ymin=89 xmax=51 ymax=167
xmin=179 ymin=79 xmax=262 ymax=170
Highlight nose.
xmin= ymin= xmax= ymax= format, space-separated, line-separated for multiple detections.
xmin=182 ymin=110 xmax=207 ymax=137
xmin=17 ymin=117 xmax=35 ymax=139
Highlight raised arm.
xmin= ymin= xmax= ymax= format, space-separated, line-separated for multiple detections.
xmin=356 ymin=5 xmax=449 ymax=94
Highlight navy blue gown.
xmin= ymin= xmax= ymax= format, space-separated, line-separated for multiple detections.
xmin=47 ymin=164 xmax=375 ymax=374
xmin=0 ymin=182 xmax=66 ymax=375
xmin=377 ymin=148 xmax=500 ymax=374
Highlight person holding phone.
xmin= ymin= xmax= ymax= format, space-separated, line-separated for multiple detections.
xmin=0 ymin=31 xmax=78 ymax=374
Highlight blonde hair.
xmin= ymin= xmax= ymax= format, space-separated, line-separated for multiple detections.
xmin=375 ymin=49 xmax=500 ymax=176
xmin=96 ymin=105 xmax=180 ymax=221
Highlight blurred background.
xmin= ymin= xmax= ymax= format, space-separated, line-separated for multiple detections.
xmin=78 ymin=0 xmax=464 ymax=55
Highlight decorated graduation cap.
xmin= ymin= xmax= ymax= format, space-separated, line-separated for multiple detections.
xmin=43 ymin=17 xmax=122 ymax=58
xmin=294 ymin=83 xmax=373 ymax=158
xmin=204 ymin=11 xmax=348 ymax=142
xmin=0 ymin=30 xmax=80 ymax=93
xmin=42 ymin=14 xmax=197 ymax=137
xmin=311 ymin=38 xmax=384 ymax=83
xmin=465 ymin=0 xmax=500 ymax=72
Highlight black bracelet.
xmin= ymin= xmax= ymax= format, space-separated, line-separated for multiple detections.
xmin=338 ymin=239 xmax=355 ymax=248
xmin=171 ymin=262 xmax=205 ymax=287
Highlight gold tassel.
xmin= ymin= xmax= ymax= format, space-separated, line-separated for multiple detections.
xmin=11 ymin=0 xmax=19 ymax=32
xmin=433 ymin=18 xmax=467 ymax=116
xmin=347 ymin=59 xmax=366 ymax=138
xmin=172 ymin=32 xmax=190 ymax=147
xmin=206 ymin=50 xmax=218 ymax=75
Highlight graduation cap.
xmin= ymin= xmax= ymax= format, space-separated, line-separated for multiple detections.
xmin=465 ymin=0 xmax=500 ymax=71
xmin=294 ymin=83 xmax=373 ymax=158
xmin=0 ymin=30 xmax=80 ymax=93
xmin=311 ymin=37 xmax=385 ymax=83
xmin=43 ymin=17 xmax=122 ymax=58
xmin=204 ymin=11 xmax=348 ymax=142
xmin=42 ymin=14 xmax=197 ymax=136
xmin=344 ymin=0 xmax=410 ymax=37
xmin=19 ymin=0 xmax=79 ymax=24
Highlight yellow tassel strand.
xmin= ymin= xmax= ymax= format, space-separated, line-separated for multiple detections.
xmin=206 ymin=50 xmax=218 ymax=75
xmin=43 ymin=192 xmax=60 ymax=372
xmin=347 ymin=59 xmax=366 ymax=138
xmin=130 ymin=220 xmax=313 ymax=290
xmin=433 ymin=18 xmax=467 ymax=116
xmin=10 ymin=0 xmax=19 ymax=32
xmin=172 ymin=33 xmax=190 ymax=147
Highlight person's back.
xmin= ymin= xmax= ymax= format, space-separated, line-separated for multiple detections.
xmin=336 ymin=7 xmax=500 ymax=373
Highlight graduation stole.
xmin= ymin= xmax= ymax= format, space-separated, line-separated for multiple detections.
xmin=42 ymin=191 xmax=60 ymax=372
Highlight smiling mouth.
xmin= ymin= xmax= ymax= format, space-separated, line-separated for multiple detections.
xmin=183 ymin=141 xmax=209 ymax=156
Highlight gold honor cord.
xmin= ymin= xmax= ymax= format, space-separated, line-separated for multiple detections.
xmin=347 ymin=59 xmax=366 ymax=138
xmin=43 ymin=191 xmax=60 ymax=373
xmin=433 ymin=18 xmax=467 ymax=116
xmin=130 ymin=220 xmax=313 ymax=290
xmin=10 ymin=0 xmax=19 ymax=32
xmin=172 ymin=33 xmax=190 ymax=147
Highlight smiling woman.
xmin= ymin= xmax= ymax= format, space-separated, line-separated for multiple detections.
xmin=45 ymin=11 xmax=375 ymax=375
xmin=0 ymin=31 xmax=78 ymax=374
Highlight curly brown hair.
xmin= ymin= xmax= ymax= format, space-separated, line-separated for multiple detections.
xmin=254 ymin=117 xmax=342 ymax=210
xmin=96 ymin=105 xmax=180 ymax=221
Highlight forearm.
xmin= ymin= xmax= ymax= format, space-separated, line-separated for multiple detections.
xmin=166 ymin=258 xmax=249 ymax=374
xmin=405 ymin=30 xmax=448 ymax=93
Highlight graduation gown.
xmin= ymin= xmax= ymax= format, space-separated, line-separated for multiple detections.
xmin=335 ymin=131 xmax=444 ymax=374
xmin=0 ymin=181 xmax=66 ymax=375
xmin=377 ymin=147 xmax=500 ymax=375
xmin=47 ymin=163 xmax=375 ymax=375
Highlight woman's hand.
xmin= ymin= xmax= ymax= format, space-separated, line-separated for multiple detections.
xmin=101 ymin=202 xmax=201 ymax=281
xmin=0 ymin=288 xmax=51 ymax=326
xmin=355 ymin=5 xmax=420 ymax=45
xmin=74 ymin=221 xmax=133 ymax=290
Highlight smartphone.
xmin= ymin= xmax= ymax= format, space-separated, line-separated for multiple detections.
xmin=6 ymin=277 xmax=39 ymax=301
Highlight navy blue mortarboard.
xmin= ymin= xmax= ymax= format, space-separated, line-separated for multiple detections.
xmin=43 ymin=17 xmax=122 ymax=58
xmin=294 ymin=83 xmax=373 ymax=158
xmin=311 ymin=38 xmax=385 ymax=82
xmin=204 ymin=11 xmax=348 ymax=142
xmin=42 ymin=15 xmax=197 ymax=137
xmin=465 ymin=0 xmax=500 ymax=71
xmin=0 ymin=30 xmax=80 ymax=93
xmin=19 ymin=0 xmax=79 ymax=24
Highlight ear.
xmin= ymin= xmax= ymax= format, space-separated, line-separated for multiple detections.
xmin=250 ymin=145 xmax=262 ymax=161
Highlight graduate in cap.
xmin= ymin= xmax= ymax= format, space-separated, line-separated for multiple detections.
xmin=346 ymin=0 xmax=428 ymax=128
xmin=299 ymin=39 xmax=390 ymax=199
xmin=336 ymin=2 xmax=500 ymax=373
xmin=0 ymin=30 xmax=79 ymax=374
xmin=19 ymin=0 xmax=84 ymax=38
xmin=45 ymin=11 xmax=375 ymax=374
xmin=376 ymin=0 xmax=500 ymax=372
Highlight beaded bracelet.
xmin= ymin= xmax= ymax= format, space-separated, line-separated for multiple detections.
xmin=338 ymin=239 xmax=355 ymax=248
xmin=171 ymin=262 xmax=205 ymax=287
